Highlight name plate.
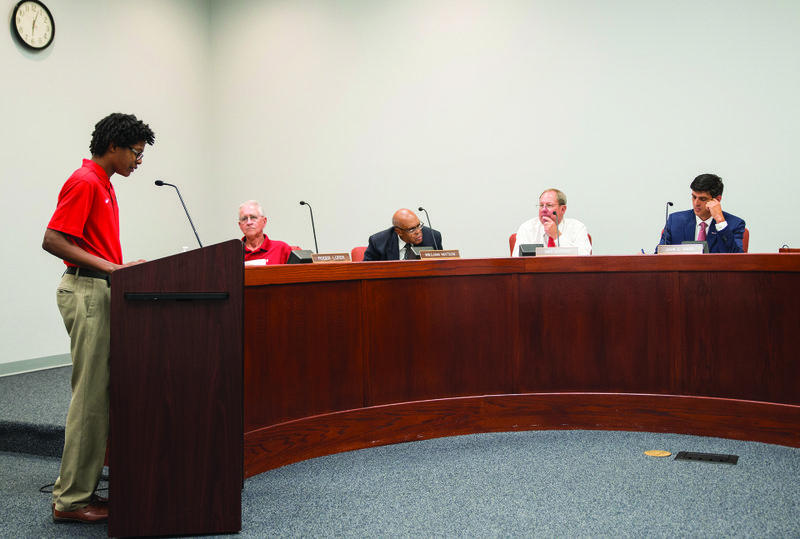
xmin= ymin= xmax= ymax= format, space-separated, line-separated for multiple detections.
xmin=535 ymin=246 xmax=579 ymax=256
xmin=419 ymin=249 xmax=460 ymax=259
xmin=657 ymin=244 xmax=705 ymax=254
xmin=311 ymin=253 xmax=351 ymax=263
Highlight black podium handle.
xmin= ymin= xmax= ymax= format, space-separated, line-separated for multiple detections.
xmin=124 ymin=292 xmax=229 ymax=301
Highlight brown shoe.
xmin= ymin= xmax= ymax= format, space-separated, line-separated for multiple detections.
xmin=52 ymin=499 xmax=108 ymax=523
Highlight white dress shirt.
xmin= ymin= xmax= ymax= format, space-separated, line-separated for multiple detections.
xmin=512 ymin=217 xmax=592 ymax=256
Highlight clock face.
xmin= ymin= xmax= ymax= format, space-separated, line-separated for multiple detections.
xmin=13 ymin=0 xmax=55 ymax=50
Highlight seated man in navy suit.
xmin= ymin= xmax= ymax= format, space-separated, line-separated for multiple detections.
xmin=363 ymin=208 xmax=443 ymax=261
xmin=657 ymin=173 xmax=745 ymax=253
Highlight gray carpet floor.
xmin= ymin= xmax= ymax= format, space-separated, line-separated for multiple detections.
xmin=2 ymin=367 xmax=800 ymax=538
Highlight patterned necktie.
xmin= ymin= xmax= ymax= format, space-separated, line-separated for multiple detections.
xmin=403 ymin=243 xmax=412 ymax=260
xmin=698 ymin=222 xmax=707 ymax=241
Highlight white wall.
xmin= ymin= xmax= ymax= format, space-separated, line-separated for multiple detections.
xmin=3 ymin=0 xmax=800 ymax=370
xmin=1 ymin=0 xmax=212 ymax=370
xmin=208 ymin=0 xmax=800 ymax=258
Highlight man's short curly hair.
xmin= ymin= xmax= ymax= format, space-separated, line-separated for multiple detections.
xmin=89 ymin=113 xmax=155 ymax=156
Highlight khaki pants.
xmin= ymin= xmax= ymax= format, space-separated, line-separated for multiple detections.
xmin=52 ymin=273 xmax=110 ymax=512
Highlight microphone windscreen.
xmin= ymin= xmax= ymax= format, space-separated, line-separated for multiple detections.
xmin=155 ymin=180 xmax=164 ymax=186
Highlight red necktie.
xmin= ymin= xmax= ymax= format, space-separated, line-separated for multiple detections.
xmin=548 ymin=237 xmax=555 ymax=247
xmin=698 ymin=222 xmax=707 ymax=241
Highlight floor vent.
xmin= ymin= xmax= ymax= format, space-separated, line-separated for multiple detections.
xmin=674 ymin=451 xmax=739 ymax=465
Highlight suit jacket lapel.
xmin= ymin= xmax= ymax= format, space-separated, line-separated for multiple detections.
xmin=683 ymin=214 xmax=696 ymax=243
xmin=386 ymin=229 xmax=400 ymax=260
xmin=707 ymin=221 xmax=719 ymax=250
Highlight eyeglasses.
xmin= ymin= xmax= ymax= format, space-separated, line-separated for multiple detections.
xmin=239 ymin=215 xmax=263 ymax=223
xmin=538 ymin=203 xmax=560 ymax=210
xmin=127 ymin=146 xmax=144 ymax=162
xmin=395 ymin=221 xmax=424 ymax=234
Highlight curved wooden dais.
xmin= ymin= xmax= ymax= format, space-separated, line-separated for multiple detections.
xmin=243 ymin=254 xmax=800 ymax=477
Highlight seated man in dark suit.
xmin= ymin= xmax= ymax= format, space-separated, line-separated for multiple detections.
xmin=657 ymin=173 xmax=745 ymax=253
xmin=363 ymin=208 xmax=443 ymax=261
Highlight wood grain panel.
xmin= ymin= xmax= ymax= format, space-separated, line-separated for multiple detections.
xmin=244 ymin=280 xmax=364 ymax=431
xmin=110 ymin=240 xmax=242 ymax=537
xmin=517 ymin=272 xmax=676 ymax=394
xmin=363 ymin=274 xmax=516 ymax=406
xmin=679 ymin=271 xmax=800 ymax=404
xmin=483 ymin=393 xmax=800 ymax=447
xmin=244 ymin=398 xmax=485 ymax=476
xmin=243 ymin=392 xmax=800 ymax=477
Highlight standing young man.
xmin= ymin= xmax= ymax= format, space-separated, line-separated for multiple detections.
xmin=42 ymin=113 xmax=155 ymax=523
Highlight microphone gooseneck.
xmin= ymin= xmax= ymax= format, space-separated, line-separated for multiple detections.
xmin=664 ymin=201 xmax=674 ymax=245
xmin=553 ymin=211 xmax=560 ymax=247
xmin=299 ymin=201 xmax=319 ymax=254
xmin=155 ymin=180 xmax=203 ymax=248
xmin=417 ymin=206 xmax=438 ymax=250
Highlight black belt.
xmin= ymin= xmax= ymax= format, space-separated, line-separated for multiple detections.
xmin=65 ymin=266 xmax=110 ymax=285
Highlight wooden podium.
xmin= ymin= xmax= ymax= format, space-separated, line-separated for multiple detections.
xmin=108 ymin=240 xmax=243 ymax=538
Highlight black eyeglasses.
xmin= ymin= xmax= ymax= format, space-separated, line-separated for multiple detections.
xmin=395 ymin=221 xmax=424 ymax=234
xmin=127 ymin=146 xmax=144 ymax=162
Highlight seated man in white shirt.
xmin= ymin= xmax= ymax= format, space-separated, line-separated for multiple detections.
xmin=512 ymin=188 xmax=592 ymax=256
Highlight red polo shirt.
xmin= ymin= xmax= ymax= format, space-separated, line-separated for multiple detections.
xmin=242 ymin=234 xmax=292 ymax=265
xmin=47 ymin=159 xmax=122 ymax=266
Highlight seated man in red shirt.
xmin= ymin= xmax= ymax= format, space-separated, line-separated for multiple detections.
xmin=239 ymin=200 xmax=293 ymax=265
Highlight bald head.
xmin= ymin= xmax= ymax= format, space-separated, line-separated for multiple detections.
xmin=392 ymin=208 xmax=424 ymax=245
xmin=392 ymin=208 xmax=417 ymax=227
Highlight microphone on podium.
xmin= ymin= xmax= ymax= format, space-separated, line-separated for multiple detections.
xmin=299 ymin=201 xmax=319 ymax=254
xmin=154 ymin=180 xmax=203 ymax=248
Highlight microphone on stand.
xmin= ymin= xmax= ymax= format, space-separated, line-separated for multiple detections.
xmin=299 ymin=201 xmax=319 ymax=254
xmin=664 ymin=201 xmax=674 ymax=244
xmin=553 ymin=211 xmax=560 ymax=247
xmin=154 ymin=180 xmax=203 ymax=248
xmin=417 ymin=206 xmax=439 ymax=250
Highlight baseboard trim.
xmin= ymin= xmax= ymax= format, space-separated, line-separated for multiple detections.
xmin=0 ymin=354 xmax=71 ymax=377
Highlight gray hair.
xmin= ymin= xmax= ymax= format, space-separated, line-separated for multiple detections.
xmin=238 ymin=200 xmax=264 ymax=217
xmin=540 ymin=189 xmax=567 ymax=206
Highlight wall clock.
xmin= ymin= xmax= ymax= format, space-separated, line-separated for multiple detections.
xmin=12 ymin=0 xmax=55 ymax=50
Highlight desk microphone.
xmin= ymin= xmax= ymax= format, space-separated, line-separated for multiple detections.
xmin=553 ymin=211 xmax=560 ymax=247
xmin=154 ymin=180 xmax=203 ymax=248
xmin=664 ymin=201 xmax=674 ymax=244
xmin=299 ymin=201 xmax=319 ymax=254
xmin=417 ymin=206 xmax=439 ymax=250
